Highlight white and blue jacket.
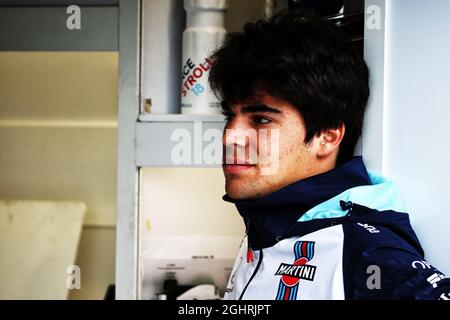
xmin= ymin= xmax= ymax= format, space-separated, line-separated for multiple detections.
xmin=223 ymin=156 xmax=450 ymax=300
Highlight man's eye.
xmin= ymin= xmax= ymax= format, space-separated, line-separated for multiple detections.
xmin=253 ymin=116 xmax=271 ymax=125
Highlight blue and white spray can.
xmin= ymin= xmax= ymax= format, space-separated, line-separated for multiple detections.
xmin=181 ymin=0 xmax=228 ymax=115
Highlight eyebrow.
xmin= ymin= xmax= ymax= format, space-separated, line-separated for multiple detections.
xmin=221 ymin=102 xmax=283 ymax=114
xmin=241 ymin=104 xmax=282 ymax=114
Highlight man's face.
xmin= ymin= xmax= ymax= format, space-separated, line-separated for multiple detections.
xmin=222 ymin=94 xmax=324 ymax=200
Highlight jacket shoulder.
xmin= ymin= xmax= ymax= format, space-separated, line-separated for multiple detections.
xmin=341 ymin=204 xmax=450 ymax=300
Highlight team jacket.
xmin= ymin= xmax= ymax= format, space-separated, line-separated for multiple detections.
xmin=223 ymin=156 xmax=450 ymax=300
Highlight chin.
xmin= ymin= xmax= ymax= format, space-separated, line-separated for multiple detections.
xmin=225 ymin=181 xmax=251 ymax=199
xmin=225 ymin=180 xmax=266 ymax=200
xmin=225 ymin=187 xmax=246 ymax=200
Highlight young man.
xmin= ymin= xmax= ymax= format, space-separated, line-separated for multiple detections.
xmin=208 ymin=11 xmax=450 ymax=300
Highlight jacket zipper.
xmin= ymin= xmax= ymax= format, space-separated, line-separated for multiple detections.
xmin=238 ymin=200 xmax=354 ymax=299
xmin=238 ymin=248 xmax=263 ymax=300
xmin=238 ymin=218 xmax=264 ymax=300
xmin=245 ymin=219 xmax=254 ymax=263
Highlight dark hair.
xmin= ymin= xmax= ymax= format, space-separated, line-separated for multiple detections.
xmin=208 ymin=10 xmax=369 ymax=165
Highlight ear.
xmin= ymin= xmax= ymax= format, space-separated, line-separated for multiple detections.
xmin=316 ymin=123 xmax=345 ymax=158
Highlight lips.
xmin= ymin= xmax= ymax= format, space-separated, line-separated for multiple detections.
xmin=222 ymin=153 xmax=257 ymax=173
xmin=223 ymin=158 xmax=252 ymax=165
xmin=222 ymin=164 xmax=255 ymax=173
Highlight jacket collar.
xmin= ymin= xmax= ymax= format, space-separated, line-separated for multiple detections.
xmin=223 ymin=156 xmax=371 ymax=250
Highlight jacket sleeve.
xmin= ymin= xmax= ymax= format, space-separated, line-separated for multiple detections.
xmin=342 ymin=222 xmax=450 ymax=300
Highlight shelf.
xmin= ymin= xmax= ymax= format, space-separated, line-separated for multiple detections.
xmin=136 ymin=116 xmax=226 ymax=167
xmin=138 ymin=113 xmax=226 ymax=123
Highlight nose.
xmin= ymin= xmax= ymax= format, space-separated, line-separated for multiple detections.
xmin=222 ymin=118 xmax=249 ymax=148
xmin=222 ymin=116 xmax=253 ymax=165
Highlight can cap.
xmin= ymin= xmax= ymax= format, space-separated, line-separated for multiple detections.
xmin=184 ymin=0 xmax=228 ymax=11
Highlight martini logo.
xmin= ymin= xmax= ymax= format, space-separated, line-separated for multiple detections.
xmin=275 ymin=241 xmax=316 ymax=300
xmin=275 ymin=263 xmax=316 ymax=281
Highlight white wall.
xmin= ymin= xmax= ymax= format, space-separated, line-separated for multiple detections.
xmin=363 ymin=0 xmax=450 ymax=275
